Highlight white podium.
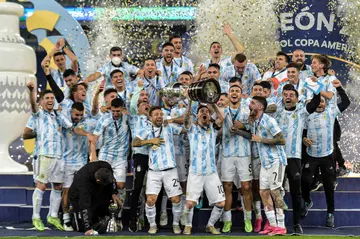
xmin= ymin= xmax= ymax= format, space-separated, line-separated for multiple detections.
xmin=0 ymin=2 xmax=37 ymax=173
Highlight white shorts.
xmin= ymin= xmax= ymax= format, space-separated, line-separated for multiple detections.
xmin=175 ymin=154 xmax=189 ymax=182
xmin=252 ymin=157 xmax=261 ymax=180
xmin=221 ymin=156 xmax=253 ymax=182
xmin=35 ymin=156 xmax=64 ymax=184
xmin=233 ymin=174 xmax=241 ymax=189
xmin=146 ymin=168 xmax=183 ymax=198
xmin=186 ymin=173 xmax=225 ymax=205
xmin=99 ymin=158 xmax=127 ymax=183
xmin=63 ymin=166 xmax=82 ymax=188
xmin=260 ymin=162 xmax=286 ymax=190
xmin=216 ymin=153 xmax=223 ymax=180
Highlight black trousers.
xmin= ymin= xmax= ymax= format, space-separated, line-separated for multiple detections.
xmin=71 ymin=197 xmax=109 ymax=233
xmin=333 ymin=119 xmax=345 ymax=171
xmin=129 ymin=154 xmax=149 ymax=221
xmin=286 ymin=158 xmax=302 ymax=225
xmin=301 ymin=154 xmax=335 ymax=213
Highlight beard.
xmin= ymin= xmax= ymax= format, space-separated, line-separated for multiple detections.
xmin=248 ymin=108 xmax=257 ymax=124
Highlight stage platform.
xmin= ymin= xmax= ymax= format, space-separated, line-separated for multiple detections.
xmin=0 ymin=172 xmax=359 ymax=236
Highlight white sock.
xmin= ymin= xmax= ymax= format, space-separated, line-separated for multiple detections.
xmin=207 ymin=206 xmax=224 ymax=227
xmin=223 ymin=210 xmax=232 ymax=222
xmin=264 ymin=207 xmax=277 ymax=227
xmin=183 ymin=206 xmax=194 ymax=227
xmin=253 ymin=201 xmax=262 ymax=219
xmin=63 ymin=213 xmax=71 ymax=223
xmin=276 ymin=208 xmax=285 ymax=228
xmin=32 ymin=188 xmax=44 ymax=219
xmin=161 ymin=195 xmax=168 ymax=213
xmin=172 ymin=202 xmax=182 ymax=226
xmin=50 ymin=189 xmax=62 ymax=218
xmin=145 ymin=204 xmax=156 ymax=227
xmin=245 ymin=209 xmax=252 ymax=221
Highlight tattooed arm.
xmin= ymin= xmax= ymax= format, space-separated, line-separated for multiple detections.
xmin=184 ymin=101 xmax=193 ymax=130
xmin=251 ymin=132 xmax=286 ymax=145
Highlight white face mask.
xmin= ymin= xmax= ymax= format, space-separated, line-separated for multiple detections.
xmin=111 ymin=57 xmax=122 ymax=66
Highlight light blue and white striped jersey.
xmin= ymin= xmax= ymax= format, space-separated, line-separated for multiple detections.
xmin=305 ymin=104 xmax=341 ymax=158
xmin=222 ymin=105 xmax=251 ymax=157
xmin=97 ymin=61 xmax=139 ymax=90
xmin=156 ymin=60 xmax=182 ymax=84
xmin=116 ymin=90 xmax=131 ymax=110
xmin=26 ymin=115 xmax=40 ymax=156
xmin=275 ymin=102 xmax=309 ymax=159
xmin=50 ymin=69 xmax=65 ymax=89
xmin=201 ymin=56 xmax=232 ymax=74
xmin=299 ymin=64 xmax=313 ymax=81
xmin=187 ymin=123 xmax=219 ymax=176
xmin=219 ymin=79 xmax=230 ymax=93
xmin=173 ymin=56 xmax=194 ymax=74
xmin=62 ymin=118 xmax=96 ymax=167
xmin=251 ymin=113 xmax=287 ymax=169
xmin=129 ymin=115 xmax=150 ymax=155
xmin=93 ymin=113 xmax=130 ymax=164
xmin=60 ymin=98 xmax=92 ymax=120
xmin=137 ymin=123 xmax=182 ymax=171
xmin=162 ymin=107 xmax=173 ymax=120
xmin=171 ymin=106 xmax=187 ymax=155
xmin=221 ymin=63 xmax=261 ymax=96
xmin=277 ymin=79 xmax=309 ymax=103
xmin=305 ymin=75 xmax=337 ymax=105
xmin=33 ymin=109 xmax=73 ymax=158
xmin=132 ymin=75 xmax=165 ymax=106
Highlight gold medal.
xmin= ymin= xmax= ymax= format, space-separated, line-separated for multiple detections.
xmin=152 ymin=145 xmax=159 ymax=150
xmin=58 ymin=127 xmax=61 ymax=132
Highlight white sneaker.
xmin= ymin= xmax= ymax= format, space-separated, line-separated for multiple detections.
xmin=63 ymin=223 xmax=74 ymax=232
xmin=148 ymin=225 xmax=157 ymax=234
xmin=160 ymin=212 xmax=168 ymax=226
xmin=173 ymin=225 xmax=181 ymax=234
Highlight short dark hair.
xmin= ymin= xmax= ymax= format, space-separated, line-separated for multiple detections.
xmin=110 ymin=69 xmax=123 ymax=79
xmin=53 ymin=52 xmax=65 ymax=58
xmin=95 ymin=168 xmax=114 ymax=185
xmin=180 ymin=71 xmax=193 ymax=77
xmin=110 ymin=46 xmax=122 ymax=54
xmin=287 ymin=62 xmax=301 ymax=71
xmin=234 ymin=53 xmax=247 ymax=63
xmin=220 ymin=93 xmax=228 ymax=97
xmin=149 ymin=106 xmax=162 ymax=116
xmin=162 ymin=42 xmax=175 ymax=50
xmin=69 ymin=82 xmax=88 ymax=101
xmin=208 ymin=63 xmax=220 ymax=71
xmin=40 ymin=89 xmax=53 ymax=99
xmin=252 ymin=82 xmax=263 ymax=90
xmin=104 ymin=88 xmax=117 ymax=98
xmin=71 ymin=102 xmax=84 ymax=111
xmin=169 ymin=35 xmax=181 ymax=42
xmin=210 ymin=41 xmax=221 ymax=49
xmin=144 ymin=58 xmax=156 ymax=65
xmin=252 ymin=96 xmax=267 ymax=110
xmin=282 ymin=84 xmax=299 ymax=98
xmin=63 ymin=69 xmax=76 ymax=78
xmin=260 ymin=81 xmax=271 ymax=90
xmin=229 ymin=85 xmax=242 ymax=91
xmin=111 ymin=98 xmax=124 ymax=108
xmin=229 ymin=77 xmax=242 ymax=84
xmin=276 ymin=51 xmax=290 ymax=63
xmin=197 ymin=104 xmax=210 ymax=114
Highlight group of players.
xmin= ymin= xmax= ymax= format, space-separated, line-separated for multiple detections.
xmin=23 ymin=24 xmax=351 ymax=236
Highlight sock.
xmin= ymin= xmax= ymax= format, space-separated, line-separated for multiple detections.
xmin=181 ymin=194 xmax=186 ymax=208
xmin=117 ymin=189 xmax=125 ymax=218
xmin=245 ymin=209 xmax=252 ymax=221
xmin=145 ymin=204 xmax=156 ymax=227
xmin=161 ymin=195 xmax=168 ymax=213
xmin=264 ymin=207 xmax=277 ymax=227
xmin=253 ymin=201 xmax=262 ymax=219
xmin=276 ymin=208 xmax=285 ymax=228
xmin=32 ymin=188 xmax=44 ymax=219
xmin=63 ymin=213 xmax=71 ymax=224
xmin=183 ymin=206 xmax=194 ymax=227
xmin=50 ymin=189 xmax=62 ymax=218
xmin=47 ymin=185 xmax=54 ymax=218
xmin=223 ymin=210 xmax=232 ymax=222
xmin=207 ymin=206 xmax=224 ymax=227
xmin=172 ymin=202 xmax=182 ymax=226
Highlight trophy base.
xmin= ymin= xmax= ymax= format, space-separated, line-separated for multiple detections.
xmin=0 ymin=144 xmax=28 ymax=173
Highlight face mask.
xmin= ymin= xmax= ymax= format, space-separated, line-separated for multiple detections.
xmin=111 ymin=57 xmax=122 ymax=66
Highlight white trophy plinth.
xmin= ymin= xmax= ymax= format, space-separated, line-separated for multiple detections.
xmin=0 ymin=2 xmax=36 ymax=173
